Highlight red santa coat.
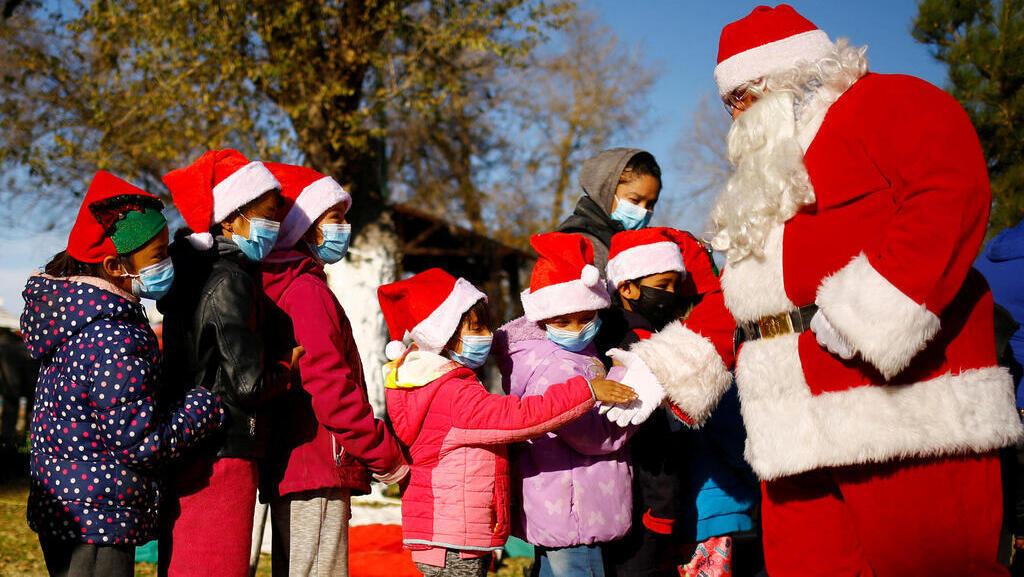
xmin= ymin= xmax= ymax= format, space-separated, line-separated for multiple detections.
xmin=720 ymin=73 xmax=1022 ymax=481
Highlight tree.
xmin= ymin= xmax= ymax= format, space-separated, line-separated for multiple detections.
xmin=0 ymin=1 xmax=565 ymax=228
xmin=665 ymin=93 xmax=731 ymax=236
xmin=487 ymin=8 xmax=658 ymax=242
xmin=913 ymin=0 xmax=1024 ymax=232
xmin=0 ymin=0 xmax=566 ymax=411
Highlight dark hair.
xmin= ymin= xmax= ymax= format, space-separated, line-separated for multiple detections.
xmin=619 ymin=151 xmax=662 ymax=189
xmin=43 ymin=251 xmax=107 ymax=279
xmin=444 ymin=299 xmax=491 ymax=351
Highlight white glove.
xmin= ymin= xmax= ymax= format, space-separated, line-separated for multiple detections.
xmin=605 ymin=348 xmax=666 ymax=426
xmin=810 ymin=310 xmax=855 ymax=360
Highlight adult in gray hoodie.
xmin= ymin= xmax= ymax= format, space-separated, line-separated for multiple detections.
xmin=557 ymin=148 xmax=662 ymax=270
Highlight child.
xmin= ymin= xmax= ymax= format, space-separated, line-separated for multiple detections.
xmin=157 ymin=150 xmax=304 ymax=577
xmin=598 ymin=227 xmax=745 ymax=577
xmin=260 ymin=163 xmax=409 ymax=577
xmin=557 ymin=149 xmax=662 ymax=269
xmin=21 ymin=172 xmax=224 ymax=577
xmin=378 ymin=268 xmax=636 ymax=577
xmin=496 ymin=232 xmax=641 ymax=577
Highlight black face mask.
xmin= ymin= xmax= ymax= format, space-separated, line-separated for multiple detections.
xmin=624 ymin=285 xmax=682 ymax=330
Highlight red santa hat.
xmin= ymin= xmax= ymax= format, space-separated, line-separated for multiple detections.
xmin=67 ymin=171 xmax=165 ymax=263
xmin=162 ymin=149 xmax=280 ymax=250
xmin=521 ymin=232 xmax=610 ymax=322
xmin=606 ymin=227 xmax=688 ymax=289
xmin=377 ymin=268 xmax=487 ymax=360
xmin=715 ymin=4 xmax=834 ymax=97
xmin=264 ymin=163 xmax=352 ymax=249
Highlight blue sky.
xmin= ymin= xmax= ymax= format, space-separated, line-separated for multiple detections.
xmin=0 ymin=1 xmax=949 ymax=319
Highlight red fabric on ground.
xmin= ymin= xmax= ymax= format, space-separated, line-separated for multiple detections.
xmin=349 ymin=524 xmax=420 ymax=577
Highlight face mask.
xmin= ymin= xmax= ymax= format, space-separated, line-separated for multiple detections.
xmin=308 ymin=223 xmax=352 ymax=264
xmin=610 ymin=197 xmax=653 ymax=230
xmin=449 ymin=333 xmax=492 ymax=369
xmin=234 ymin=214 xmax=280 ymax=261
xmin=122 ymin=257 xmax=175 ymax=301
xmin=625 ymin=285 xmax=682 ymax=330
xmin=546 ymin=316 xmax=602 ymax=352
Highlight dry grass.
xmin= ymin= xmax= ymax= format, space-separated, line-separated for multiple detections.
xmin=0 ymin=477 xmax=529 ymax=576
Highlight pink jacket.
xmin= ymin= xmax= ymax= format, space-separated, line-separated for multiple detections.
xmin=384 ymin=350 xmax=595 ymax=552
xmin=261 ymin=252 xmax=407 ymax=498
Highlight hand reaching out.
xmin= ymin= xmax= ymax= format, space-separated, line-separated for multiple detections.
xmin=589 ymin=378 xmax=638 ymax=404
xmin=601 ymin=348 xmax=666 ymax=427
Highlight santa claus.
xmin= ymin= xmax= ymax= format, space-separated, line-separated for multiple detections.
xmin=701 ymin=4 xmax=1024 ymax=576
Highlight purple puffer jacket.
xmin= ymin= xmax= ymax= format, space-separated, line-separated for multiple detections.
xmin=495 ymin=316 xmax=634 ymax=547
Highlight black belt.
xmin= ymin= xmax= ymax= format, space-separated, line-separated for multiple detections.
xmin=734 ymin=304 xmax=818 ymax=349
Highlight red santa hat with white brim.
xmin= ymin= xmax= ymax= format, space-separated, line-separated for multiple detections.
xmin=162 ymin=149 xmax=280 ymax=250
xmin=714 ymin=4 xmax=834 ymax=97
xmin=378 ymin=268 xmax=488 ymax=361
xmin=264 ymin=163 xmax=352 ymax=249
xmin=521 ymin=232 xmax=610 ymax=323
xmin=606 ymin=227 xmax=688 ymax=289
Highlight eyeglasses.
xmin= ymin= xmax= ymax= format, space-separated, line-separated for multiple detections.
xmin=722 ymin=81 xmax=763 ymax=116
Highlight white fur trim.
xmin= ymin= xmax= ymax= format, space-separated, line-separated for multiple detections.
xmin=736 ymin=333 xmax=1022 ymax=481
xmin=277 ymin=176 xmax=352 ymax=248
xmin=606 ymin=242 xmax=686 ymax=288
xmin=715 ymin=30 xmax=834 ymax=96
xmin=521 ymin=278 xmax=611 ymax=322
xmin=187 ymin=231 xmax=215 ymax=251
xmin=721 ymin=225 xmax=794 ymax=323
xmin=816 ymin=253 xmax=941 ymax=380
xmin=629 ymin=320 xmax=732 ymax=426
xmin=211 ymin=161 xmax=281 ymax=224
xmin=410 ymin=278 xmax=487 ymax=354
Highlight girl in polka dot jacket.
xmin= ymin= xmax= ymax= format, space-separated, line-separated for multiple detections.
xmin=21 ymin=172 xmax=225 ymax=577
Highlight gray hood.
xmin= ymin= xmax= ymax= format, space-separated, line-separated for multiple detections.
xmin=578 ymin=147 xmax=645 ymax=215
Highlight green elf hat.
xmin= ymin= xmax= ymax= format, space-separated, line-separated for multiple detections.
xmin=67 ymin=171 xmax=167 ymax=262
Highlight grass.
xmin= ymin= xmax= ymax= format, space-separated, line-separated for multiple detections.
xmin=0 ymin=477 xmax=274 ymax=576
xmin=1 ymin=477 xmax=529 ymax=577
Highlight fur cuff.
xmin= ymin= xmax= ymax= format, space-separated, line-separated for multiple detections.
xmin=629 ymin=320 xmax=732 ymax=426
xmin=816 ymin=253 xmax=940 ymax=380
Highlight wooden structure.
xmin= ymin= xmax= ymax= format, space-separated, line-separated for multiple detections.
xmin=391 ymin=203 xmax=534 ymax=324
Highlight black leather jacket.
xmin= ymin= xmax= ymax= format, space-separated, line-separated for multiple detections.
xmin=158 ymin=233 xmax=292 ymax=459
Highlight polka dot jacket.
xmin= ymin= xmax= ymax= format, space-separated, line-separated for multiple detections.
xmin=20 ymin=274 xmax=225 ymax=545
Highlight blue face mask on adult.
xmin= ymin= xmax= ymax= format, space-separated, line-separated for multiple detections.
xmin=449 ymin=333 xmax=492 ymax=369
xmin=546 ymin=316 xmax=602 ymax=352
xmin=610 ymin=197 xmax=652 ymax=230
xmin=308 ymin=223 xmax=352 ymax=264
xmin=234 ymin=214 xmax=280 ymax=262
xmin=123 ymin=257 xmax=175 ymax=301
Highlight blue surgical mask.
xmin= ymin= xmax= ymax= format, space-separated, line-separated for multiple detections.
xmin=546 ymin=316 xmax=602 ymax=352
xmin=610 ymin=198 xmax=652 ymax=230
xmin=308 ymin=223 xmax=352 ymax=264
xmin=234 ymin=214 xmax=280 ymax=261
xmin=449 ymin=333 xmax=492 ymax=369
xmin=123 ymin=257 xmax=175 ymax=301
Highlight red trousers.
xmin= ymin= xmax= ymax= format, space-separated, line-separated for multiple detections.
xmin=761 ymin=452 xmax=1007 ymax=577
xmin=160 ymin=456 xmax=259 ymax=577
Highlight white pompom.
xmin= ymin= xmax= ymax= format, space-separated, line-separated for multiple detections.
xmin=581 ymin=264 xmax=600 ymax=287
xmin=385 ymin=340 xmax=406 ymax=361
xmin=187 ymin=232 xmax=214 ymax=250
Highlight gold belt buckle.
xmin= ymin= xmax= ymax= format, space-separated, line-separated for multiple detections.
xmin=757 ymin=312 xmax=794 ymax=340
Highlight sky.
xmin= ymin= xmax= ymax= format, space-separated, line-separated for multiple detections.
xmin=0 ymin=1 xmax=949 ymax=320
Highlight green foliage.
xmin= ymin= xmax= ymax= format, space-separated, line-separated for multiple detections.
xmin=0 ymin=0 xmax=568 ymax=230
xmin=913 ymin=0 xmax=1024 ymax=232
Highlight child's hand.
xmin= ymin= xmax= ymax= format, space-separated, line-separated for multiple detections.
xmin=590 ymin=378 xmax=638 ymax=404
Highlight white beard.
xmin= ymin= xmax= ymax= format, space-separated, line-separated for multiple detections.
xmin=710 ymin=90 xmax=816 ymax=263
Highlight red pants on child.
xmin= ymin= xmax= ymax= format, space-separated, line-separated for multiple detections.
xmin=160 ymin=456 xmax=259 ymax=577
xmin=761 ymin=452 xmax=1007 ymax=577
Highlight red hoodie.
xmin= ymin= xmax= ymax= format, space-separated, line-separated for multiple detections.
xmin=260 ymin=251 xmax=407 ymax=498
